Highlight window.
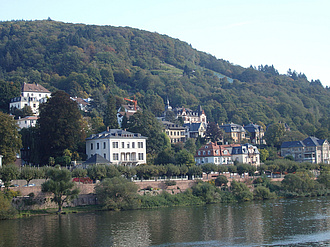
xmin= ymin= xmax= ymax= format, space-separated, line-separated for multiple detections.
xmin=208 ymin=150 xmax=210 ymax=155
xmin=122 ymin=142 xmax=125 ymax=148
xmin=103 ymin=142 xmax=106 ymax=149
xmin=138 ymin=142 xmax=143 ymax=148
xmin=97 ymin=143 xmax=99 ymax=150
xmin=112 ymin=142 xmax=118 ymax=148
xmin=138 ymin=153 xmax=144 ymax=160
xmin=127 ymin=143 xmax=130 ymax=148
xmin=132 ymin=142 xmax=135 ymax=148
xmin=91 ymin=143 xmax=93 ymax=150
xmin=113 ymin=153 xmax=119 ymax=160
xmin=198 ymin=151 xmax=201 ymax=155
xmin=104 ymin=153 xmax=106 ymax=159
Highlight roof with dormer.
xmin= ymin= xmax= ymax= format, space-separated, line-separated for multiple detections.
xmin=22 ymin=83 xmax=50 ymax=93
xmin=244 ymin=123 xmax=264 ymax=133
xmin=86 ymin=129 xmax=147 ymax=141
xmin=281 ymin=136 xmax=327 ymax=149
xmin=219 ymin=123 xmax=246 ymax=133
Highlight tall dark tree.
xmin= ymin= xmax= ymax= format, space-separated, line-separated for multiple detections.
xmin=0 ymin=111 xmax=22 ymax=165
xmin=205 ymin=122 xmax=223 ymax=143
xmin=127 ymin=110 xmax=169 ymax=154
xmin=104 ymin=94 xmax=119 ymax=129
xmin=38 ymin=91 xmax=85 ymax=164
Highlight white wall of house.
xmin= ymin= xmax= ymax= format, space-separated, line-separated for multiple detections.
xmin=86 ymin=136 xmax=147 ymax=165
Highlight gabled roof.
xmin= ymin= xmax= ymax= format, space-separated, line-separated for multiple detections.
xmin=244 ymin=123 xmax=263 ymax=132
xmin=83 ymin=154 xmax=111 ymax=165
xmin=281 ymin=141 xmax=304 ymax=148
xmin=183 ymin=122 xmax=206 ymax=132
xmin=281 ymin=136 xmax=327 ymax=148
xmin=22 ymin=83 xmax=50 ymax=93
xmin=302 ymin=136 xmax=323 ymax=146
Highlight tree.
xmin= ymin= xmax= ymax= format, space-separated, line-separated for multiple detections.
xmin=184 ymin=138 xmax=197 ymax=155
xmin=0 ymin=164 xmax=20 ymax=189
xmin=38 ymin=91 xmax=86 ymax=164
xmin=230 ymin=180 xmax=253 ymax=201
xmin=205 ymin=122 xmax=223 ymax=143
xmin=259 ymin=149 xmax=269 ymax=163
xmin=317 ymin=172 xmax=330 ymax=189
xmin=41 ymin=168 xmax=79 ymax=213
xmin=87 ymin=165 xmax=107 ymax=182
xmin=72 ymin=168 xmax=87 ymax=183
xmin=253 ymin=186 xmax=276 ymax=200
xmin=175 ymin=149 xmax=195 ymax=166
xmin=264 ymin=123 xmax=285 ymax=148
xmin=20 ymin=167 xmax=38 ymax=186
xmin=95 ymin=177 xmax=139 ymax=210
xmin=187 ymin=165 xmax=203 ymax=179
xmin=215 ymin=175 xmax=228 ymax=187
xmin=127 ymin=110 xmax=169 ymax=154
xmin=104 ymin=94 xmax=119 ymax=129
xmin=201 ymin=163 xmax=217 ymax=178
xmin=0 ymin=111 xmax=22 ymax=165
xmin=0 ymin=191 xmax=17 ymax=219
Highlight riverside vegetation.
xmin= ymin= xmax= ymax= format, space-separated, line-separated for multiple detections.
xmin=1 ymin=160 xmax=329 ymax=219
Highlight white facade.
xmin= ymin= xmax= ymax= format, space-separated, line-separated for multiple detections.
xmin=86 ymin=129 xmax=147 ymax=165
xmin=16 ymin=116 xmax=38 ymax=129
xmin=9 ymin=83 xmax=51 ymax=116
xmin=10 ymin=97 xmax=40 ymax=114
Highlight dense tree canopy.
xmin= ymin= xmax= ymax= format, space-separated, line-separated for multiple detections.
xmin=0 ymin=111 xmax=22 ymax=165
xmin=38 ymin=90 xmax=86 ymax=164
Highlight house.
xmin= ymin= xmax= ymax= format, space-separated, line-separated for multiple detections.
xmin=117 ymin=104 xmax=142 ymax=127
xmin=173 ymin=105 xmax=207 ymax=124
xmin=195 ymin=142 xmax=260 ymax=166
xmin=85 ymin=129 xmax=147 ymax=166
xmin=9 ymin=82 xmax=51 ymax=115
xmin=183 ymin=122 xmax=207 ymax=138
xmin=16 ymin=116 xmax=38 ymax=129
xmin=162 ymin=121 xmax=188 ymax=143
xmin=219 ymin=123 xmax=247 ymax=143
xmin=162 ymin=99 xmax=207 ymax=125
xmin=231 ymin=144 xmax=260 ymax=166
xmin=281 ymin=136 xmax=329 ymax=164
xmin=195 ymin=142 xmax=233 ymax=165
xmin=71 ymin=97 xmax=90 ymax=112
xmin=244 ymin=123 xmax=265 ymax=145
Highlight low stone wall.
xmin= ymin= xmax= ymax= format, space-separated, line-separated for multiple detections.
xmin=135 ymin=179 xmax=198 ymax=195
xmin=9 ymin=175 xmax=284 ymax=210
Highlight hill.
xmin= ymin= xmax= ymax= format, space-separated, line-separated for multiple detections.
xmin=0 ymin=20 xmax=329 ymax=139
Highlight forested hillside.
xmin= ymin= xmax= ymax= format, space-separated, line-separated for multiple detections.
xmin=0 ymin=20 xmax=329 ymax=139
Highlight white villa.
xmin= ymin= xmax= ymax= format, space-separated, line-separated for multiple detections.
xmin=9 ymin=83 xmax=51 ymax=115
xmin=85 ymin=129 xmax=147 ymax=166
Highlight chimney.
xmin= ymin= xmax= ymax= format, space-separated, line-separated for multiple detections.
xmin=107 ymin=126 xmax=110 ymax=132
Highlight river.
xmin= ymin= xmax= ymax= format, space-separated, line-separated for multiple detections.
xmin=0 ymin=196 xmax=329 ymax=247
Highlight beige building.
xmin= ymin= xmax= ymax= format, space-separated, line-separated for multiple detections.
xmin=162 ymin=121 xmax=188 ymax=143
xmin=219 ymin=123 xmax=247 ymax=143
xmin=281 ymin=136 xmax=329 ymax=164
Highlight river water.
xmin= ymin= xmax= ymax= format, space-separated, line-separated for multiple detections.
xmin=0 ymin=196 xmax=329 ymax=247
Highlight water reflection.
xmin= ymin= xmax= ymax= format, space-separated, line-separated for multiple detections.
xmin=0 ymin=196 xmax=329 ymax=247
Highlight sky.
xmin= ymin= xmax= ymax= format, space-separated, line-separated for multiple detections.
xmin=1 ymin=0 xmax=330 ymax=87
